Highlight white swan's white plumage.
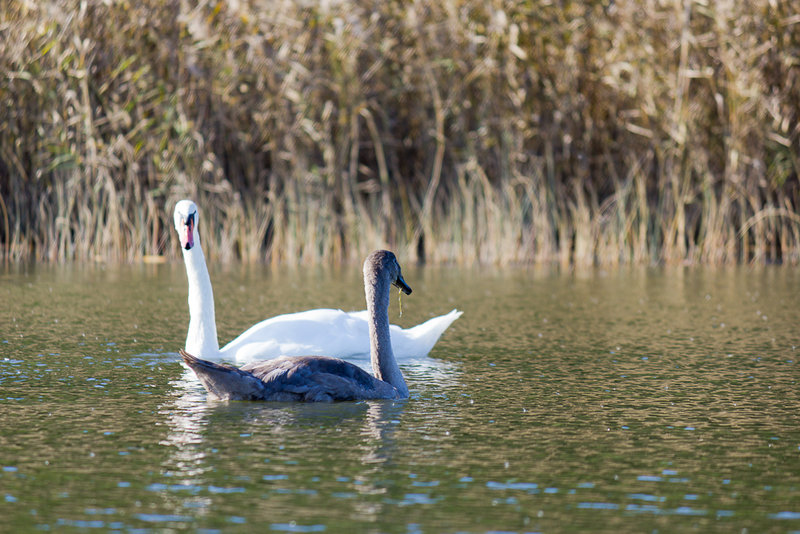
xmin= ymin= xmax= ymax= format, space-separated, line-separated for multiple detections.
xmin=173 ymin=200 xmax=461 ymax=364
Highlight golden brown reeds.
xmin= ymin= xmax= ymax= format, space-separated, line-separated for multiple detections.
xmin=1 ymin=0 xmax=798 ymax=265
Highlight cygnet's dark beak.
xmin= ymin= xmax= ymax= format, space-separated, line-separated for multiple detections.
xmin=393 ymin=274 xmax=412 ymax=295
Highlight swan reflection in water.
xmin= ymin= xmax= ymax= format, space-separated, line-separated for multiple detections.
xmin=155 ymin=354 xmax=461 ymax=515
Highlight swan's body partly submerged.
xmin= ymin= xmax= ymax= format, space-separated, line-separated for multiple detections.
xmin=173 ymin=200 xmax=461 ymax=363
xmin=181 ymin=250 xmax=412 ymax=401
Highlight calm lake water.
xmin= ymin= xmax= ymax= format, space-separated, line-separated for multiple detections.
xmin=1 ymin=261 xmax=799 ymax=533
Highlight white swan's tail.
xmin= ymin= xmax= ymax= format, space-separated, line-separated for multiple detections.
xmin=180 ymin=350 xmax=266 ymax=401
xmin=391 ymin=309 xmax=462 ymax=358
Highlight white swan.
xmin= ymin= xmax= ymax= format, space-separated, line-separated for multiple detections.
xmin=180 ymin=250 xmax=412 ymax=401
xmin=173 ymin=200 xmax=461 ymax=363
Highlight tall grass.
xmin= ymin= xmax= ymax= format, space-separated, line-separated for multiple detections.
xmin=1 ymin=0 xmax=798 ymax=265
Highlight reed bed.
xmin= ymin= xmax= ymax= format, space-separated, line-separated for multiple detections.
xmin=1 ymin=0 xmax=798 ymax=265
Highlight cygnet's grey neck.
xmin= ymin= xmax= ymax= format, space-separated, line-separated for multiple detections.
xmin=366 ymin=268 xmax=408 ymax=398
xmin=183 ymin=236 xmax=219 ymax=357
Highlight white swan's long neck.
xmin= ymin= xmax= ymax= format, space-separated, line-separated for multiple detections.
xmin=367 ymin=273 xmax=408 ymax=398
xmin=182 ymin=236 xmax=219 ymax=357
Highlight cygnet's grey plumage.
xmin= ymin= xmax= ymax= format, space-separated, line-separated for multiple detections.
xmin=181 ymin=250 xmax=412 ymax=402
xmin=180 ymin=351 xmax=401 ymax=401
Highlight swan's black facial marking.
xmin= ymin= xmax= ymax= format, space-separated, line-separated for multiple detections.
xmin=182 ymin=211 xmax=196 ymax=250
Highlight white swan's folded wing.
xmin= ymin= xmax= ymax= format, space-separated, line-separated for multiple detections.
xmin=219 ymin=308 xmax=462 ymax=363
xmin=219 ymin=309 xmax=370 ymax=362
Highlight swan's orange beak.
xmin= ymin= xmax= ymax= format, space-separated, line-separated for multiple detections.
xmin=180 ymin=213 xmax=195 ymax=250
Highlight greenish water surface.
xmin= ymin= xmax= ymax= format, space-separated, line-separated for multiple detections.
xmin=1 ymin=262 xmax=799 ymax=533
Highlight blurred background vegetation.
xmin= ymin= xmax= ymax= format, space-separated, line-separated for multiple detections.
xmin=1 ymin=0 xmax=799 ymax=265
